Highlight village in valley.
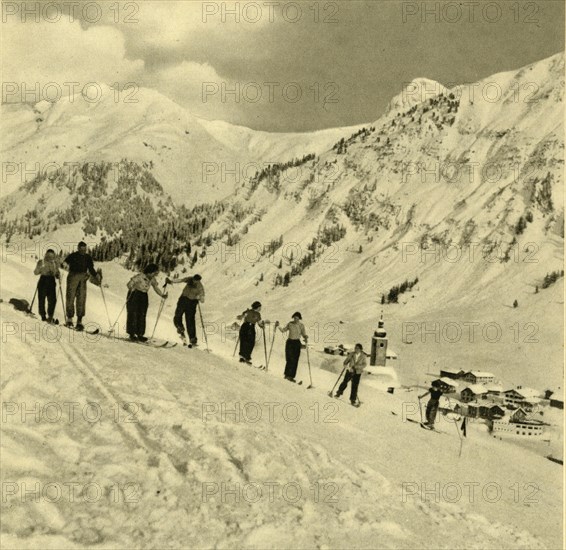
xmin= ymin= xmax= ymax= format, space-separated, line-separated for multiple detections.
xmin=323 ymin=315 xmax=563 ymax=458
xmin=433 ymin=368 xmax=563 ymax=441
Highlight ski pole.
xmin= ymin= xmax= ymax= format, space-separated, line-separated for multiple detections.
xmin=149 ymin=282 xmax=168 ymax=340
xmin=198 ymin=302 xmax=210 ymax=352
xmin=328 ymin=367 xmax=346 ymax=397
xmin=27 ymin=281 xmax=39 ymax=315
xmin=305 ymin=344 xmax=314 ymax=389
xmin=266 ymin=325 xmax=277 ymax=371
xmin=446 ymin=396 xmax=464 ymax=457
xmin=262 ymin=324 xmax=268 ymax=370
xmin=109 ymin=294 xmax=130 ymax=335
xmin=58 ymin=277 xmax=67 ymax=322
xmin=417 ymin=396 xmax=424 ymax=423
xmin=232 ymin=333 xmax=240 ymax=357
xmin=99 ymin=284 xmax=112 ymax=330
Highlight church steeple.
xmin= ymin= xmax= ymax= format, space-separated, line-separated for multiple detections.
xmin=370 ymin=311 xmax=389 ymax=366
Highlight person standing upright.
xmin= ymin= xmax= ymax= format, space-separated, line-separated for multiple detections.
xmin=276 ymin=312 xmax=308 ymax=382
xmin=167 ymin=274 xmax=205 ymax=347
xmin=63 ymin=241 xmax=101 ymax=330
xmin=335 ymin=343 xmax=367 ymax=406
xmin=126 ymin=263 xmax=168 ymax=342
xmin=33 ymin=249 xmax=60 ymax=323
xmin=419 ymin=382 xmax=444 ymax=428
xmin=237 ymin=301 xmax=265 ymax=365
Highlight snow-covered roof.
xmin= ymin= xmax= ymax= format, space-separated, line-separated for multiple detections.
xmin=434 ymin=377 xmax=459 ymax=387
xmin=485 ymin=383 xmax=503 ymax=392
xmin=465 ymin=371 xmax=494 ymax=378
xmin=504 ymin=387 xmax=540 ymax=398
xmin=462 ymin=384 xmax=488 ymax=395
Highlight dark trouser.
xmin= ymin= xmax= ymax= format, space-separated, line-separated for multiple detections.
xmin=38 ymin=276 xmax=56 ymax=319
xmin=337 ymin=370 xmax=362 ymax=402
xmin=126 ymin=290 xmax=149 ymax=337
xmin=66 ymin=273 xmax=87 ymax=319
xmin=426 ymin=400 xmax=440 ymax=425
xmin=239 ymin=322 xmax=256 ymax=361
xmin=284 ymin=339 xmax=302 ymax=379
xmin=174 ymin=296 xmax=198 ymax=344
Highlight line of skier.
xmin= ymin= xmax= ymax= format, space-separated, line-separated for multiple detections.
xmin=31 ymin=241 xmax=368 ymax=405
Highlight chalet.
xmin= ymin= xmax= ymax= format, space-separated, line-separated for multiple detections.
xmin=485 ymin=383 xmax=503 ymax=396
xmin=509 ymin=408 xmax=528 ymax=422
xmin=462 ymin=371 xmax=495 ymax=384
xmin=431 ymin=377 xmax=458 ymax=394
xmin=503 ymin=387 xmax=541 ymax=407
xmin=478 ymin=404 xmax=505 ymax=420
xmin=460 ymin=385 xmax=488 ymax=403
xmin=467 ymin=404 xmax=480 ymax=418
xmin=440 ymin=368 xmax=465 ymax=380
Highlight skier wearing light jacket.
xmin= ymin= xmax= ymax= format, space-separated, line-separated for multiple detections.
xmin=167 ymin=274 xmax=205 ymax=346
xmin=126 ymin=263 xmax=168 ymax=342
xmin=335 ymin=343 xmax=367 ymax=406
xmin=33 ymin=249 xmax=60 ymax=323
xmin=276 ymin=312 xmax=308 ymax=382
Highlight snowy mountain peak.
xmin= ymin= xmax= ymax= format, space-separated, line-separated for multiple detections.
xmin=385 ymin=77 xmax=448 ymax=115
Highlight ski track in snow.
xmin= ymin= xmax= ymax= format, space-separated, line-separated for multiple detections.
xmin=1 ymin=301 xmax=559 ymax=549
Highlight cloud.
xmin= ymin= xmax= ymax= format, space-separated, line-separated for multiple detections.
xmin=2 ymin=19 xmax=144 ymax=102
xmin=150 ymin=60 xmax=239 ymax=120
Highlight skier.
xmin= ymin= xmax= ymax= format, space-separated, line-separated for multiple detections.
xmin=126 ymin=263 xmax=168 ymax=342
xmin=63 ymin=241 xmax=102 ymax=330
xmin=334 ymin=343 xmax=367 ymax=406
xmin=237 ymin=301 xmax=265 ymax=364
xmin=276 ymin=312 xmax=308 ymax=382
xmin=33 ymin=249 xmax=60 ymax=323
xmin=167 ymin=273 xmax=205 ymax=347
xmin=419 ymin=382 xmax=444 ymax=428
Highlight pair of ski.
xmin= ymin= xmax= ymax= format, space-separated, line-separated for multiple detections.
xmin=64 ymin=324 xmax=177 ymax=348
xmin=238 ymin=358 xmax=266 ymax=370
xmin=406 ymin=417 xmax=444 ymax=433
xmin=327 ymin=391 xmax=361 ymax=407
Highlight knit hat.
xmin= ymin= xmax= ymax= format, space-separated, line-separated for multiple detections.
xmin=292 ymin=311 xmax=302 ymax=320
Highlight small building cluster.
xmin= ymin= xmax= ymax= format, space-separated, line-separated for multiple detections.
xmin=435 ymin=370 xmax=560 ymax=438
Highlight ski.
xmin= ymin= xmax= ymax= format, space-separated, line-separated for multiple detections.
xmin=63 ymin=325 xmax=101 ymax=336
xmin=142 ymin=339 xmax=177 ymax=349
xmin=406 ymin=418 xmax=444 ymax=434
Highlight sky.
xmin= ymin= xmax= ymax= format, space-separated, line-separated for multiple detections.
xmin=2 ymin=0 xmax=564 ymax=132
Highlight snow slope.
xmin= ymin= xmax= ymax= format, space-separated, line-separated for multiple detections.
xmin=0 ymin=255 xmax=563 ymax=549
xmin=1 ymin=85 xmax=362 ymax=204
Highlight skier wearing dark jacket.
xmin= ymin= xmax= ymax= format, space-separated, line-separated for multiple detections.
xmin=276 ymin=312 xmax=308 ymax=382
xmin=335 ymin=343 xmax=366 ymax=405
xmin=33 ymin=249 xmax=60 ymax=323
xmin=63 ymin=241 xmax=101 ymax=330
xmin=168 ymin=274 xmax=205 ymax=346
xmin=126 ymin=264 xmax=167 ymax=342
xmin=237 ymin=301 xmax=265 ymax=364
xmin=419 ymin=383 xmax=444 ymax=427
